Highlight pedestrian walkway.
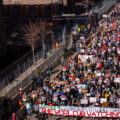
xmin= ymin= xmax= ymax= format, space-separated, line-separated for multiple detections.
xmin=47 ymin=115 xmax=61 ymax=120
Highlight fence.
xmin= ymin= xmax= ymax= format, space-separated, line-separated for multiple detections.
xmin=0 ymin=48 xmax=42 ymax=90
xmin=0 ymin=23 xmax=71 ymax=91
xmin=4 ymin=24 xmax=73 ymax=101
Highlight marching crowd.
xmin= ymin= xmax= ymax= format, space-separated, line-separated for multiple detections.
xmin=12 ymin=5 xmax=120 ymax=120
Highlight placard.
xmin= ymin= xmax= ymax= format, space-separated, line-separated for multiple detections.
xmin=82 ymin=85 xmax=86 ymax=89
xmin=117 ymin=50 xmax=120 ymax=54
xmin=103 ymin=14 xmax=108 ymax=18
xmin=78 ymin=55 xmax=93 ymax=62
xmin=100 ymin=98 xmax=107 ymax=104
xmin=80 ymin=36 xmax=84 ymax=40
xmin=81 ymin=99 xmax=88 ymax=104
xmin=114 ymin=78 xmax=120 ymax=83
xmin=96 ymin=73 xmax=102 ymax=77
xmin=90 ymin=97 xmax=97 ymax=103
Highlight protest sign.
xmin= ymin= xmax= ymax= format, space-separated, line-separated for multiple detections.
xmin=81 ymin=99 xmax=88 ymax=104
xmin=86 ymin=93 xmax=91 ymax=96
xmin=90 ymin=97 xmax=97 ymax=103
xmin=81 ymin=49 xmax=85 ymax=53
xmin=75 ymin=84 xmax=82 ymax=88
xmin=103 ymin=14 xmax=108 ymax=18
xmin=80 ymin=36 xmax=84 ymax=40
xmin=100 ymin=98 xmax=107 ymax=104
xmin=81 ymin=84 xmax=86 ymax=89
xmin=114 ymin=78 xmax=120 ymax=83
xmin=78 ymin=55 xmax=93 ymax=62
xmin=96 ymin=73 xmax=102 ymax=77
xmin=117 ymin=50 xmax=120 ymax=54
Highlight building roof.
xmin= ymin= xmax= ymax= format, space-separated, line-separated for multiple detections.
xmin=2 ymin=0 xmax=63 ymax=5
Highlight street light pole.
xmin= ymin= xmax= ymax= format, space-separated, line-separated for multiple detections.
xmin=51 ymin=0 xmax=53 ymax=17
xmin=86 ymin=0 xmax=88 ymax=13
xmin=62 ymin=0 xmax=64 ymax=14
xmin=51 ymin=0 xmax=54 ymax=49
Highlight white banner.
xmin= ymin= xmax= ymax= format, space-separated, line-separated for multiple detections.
xmin=38 ymin=104 xmax=120 ymax=117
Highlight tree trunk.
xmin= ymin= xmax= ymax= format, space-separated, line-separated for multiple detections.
xmin=32 ymin=46 xmax=35 ymax=65
xmin=43 ymin=43 xmax=46 ymax=58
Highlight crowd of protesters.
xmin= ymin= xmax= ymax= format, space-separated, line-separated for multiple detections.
xmin=12 ymin=5 xmax=120 ymax=120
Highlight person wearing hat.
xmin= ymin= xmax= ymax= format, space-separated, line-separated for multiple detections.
xmin=19 ymin=88 xmax=23 ymax=101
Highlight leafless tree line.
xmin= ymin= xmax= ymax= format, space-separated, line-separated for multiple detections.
xmin=22 ymin=21 xmax=50 ymax=66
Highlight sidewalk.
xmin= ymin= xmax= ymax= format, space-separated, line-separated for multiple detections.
xmin=27 ymin=114 xmax=61 ymax=120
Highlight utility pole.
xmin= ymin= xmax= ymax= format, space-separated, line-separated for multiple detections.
xmin=86 ymin=0 xmax=88 ymax=13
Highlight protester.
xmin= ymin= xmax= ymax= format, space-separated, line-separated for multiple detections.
xmin=12 ymin=113 xmax=16 ymax=120
xmin=25 ymin=101 xmax=32 ymax=116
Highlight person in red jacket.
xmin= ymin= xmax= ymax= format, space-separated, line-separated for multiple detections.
xmin=12 ymin=113 xmax=16 ymax=120
xmin=99 ymin=63 xmax=102 ymax=69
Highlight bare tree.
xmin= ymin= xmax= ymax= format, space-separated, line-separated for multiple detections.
xmin=38 ymin=21 xmax=49 ymax=58
xmin=22 ymin=21 xmax=39 ymax=65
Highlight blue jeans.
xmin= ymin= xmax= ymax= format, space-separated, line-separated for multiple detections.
xmin=27 ymin=108 xmax=31 ymax=115
xmin=62 ymin=116 xmax=65 ymax=119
